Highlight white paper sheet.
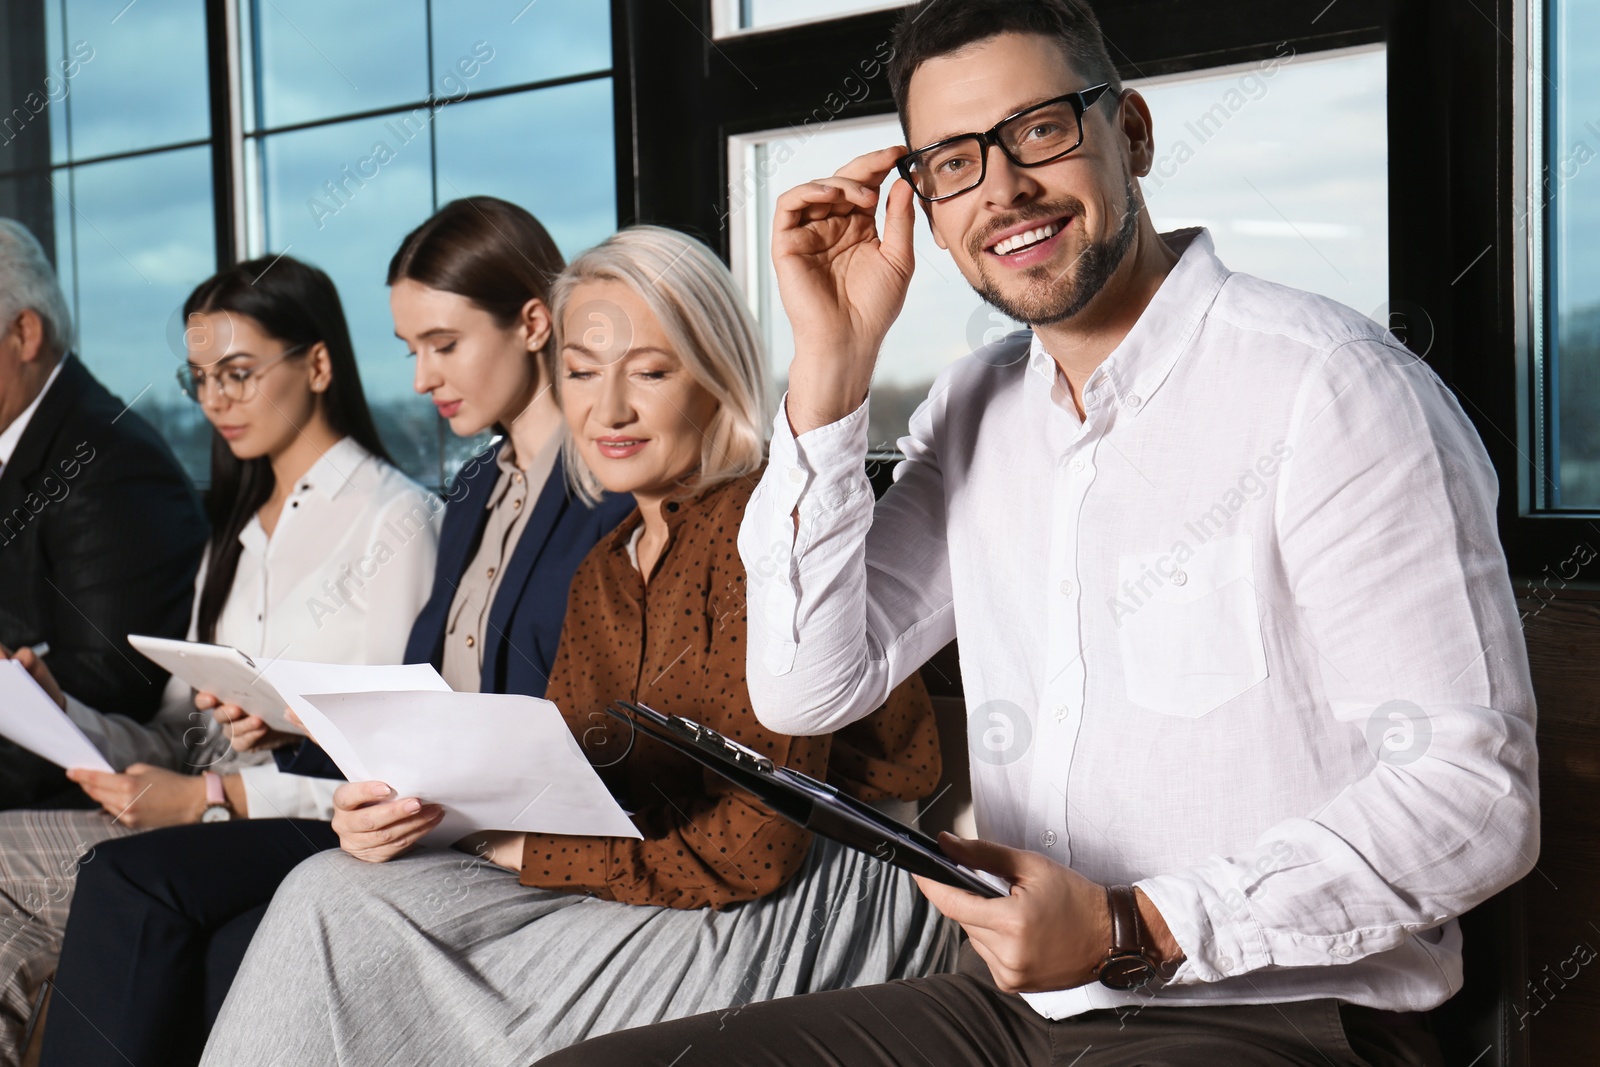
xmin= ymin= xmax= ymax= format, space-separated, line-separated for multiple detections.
xmin=127 ymin=635 xmax=305 ymax=735
xmin=258 ymin=660 xmax=453 ymax=781
xmin=0 ymin=660 xmax=114 ymax=771
xmin=295 ymin=689 xmax=641 ymax=845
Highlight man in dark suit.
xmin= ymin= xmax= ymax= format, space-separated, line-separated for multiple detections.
xmin=0 ymin=218 xmax=207 ymax=808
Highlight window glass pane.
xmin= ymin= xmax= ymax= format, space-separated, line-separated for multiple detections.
xmin=1137 ymin=47 xmax=1388 ymax=323
xmin=56 ymin=0 xmax=209 ymax=160
xmin=433 ymin=79 xmax=617 ymax=260
xmin=257 ymin=114 xmax=438 ymax=480
xmin=249 ymin=0 xmax=428 ymax=131
xmin=733 ymin=47 xmax=1388 ymax=451
xmin=429 ymin=0 xmax=610 ymax=96
xmin=60 ymin=146 xmax=217 ymax=479
xmin=1552 ymin=0 xmax=1600 ymax=508
xmin=726 ymin=0 xmax=906 ymax=34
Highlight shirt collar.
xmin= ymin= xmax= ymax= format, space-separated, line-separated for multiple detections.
xmin=484 ymin=431 xmax=560 ymax=510
xmin=1028 ymin=227 xmax=1229 ymax=418
xmin=0 ymin=357 xmax=66 ymax=467
xmin=290 ymin=436 xmax=373 ymax=502
xmin=603 ymin=467 xmax=760 ymax=557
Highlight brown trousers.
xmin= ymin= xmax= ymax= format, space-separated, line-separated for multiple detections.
xmin=535 ymin=942 xmax=1444 ymax=1067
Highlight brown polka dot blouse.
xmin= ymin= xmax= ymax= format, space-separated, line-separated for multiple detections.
xmin=519 ymin=469 xmax=941 ymax=910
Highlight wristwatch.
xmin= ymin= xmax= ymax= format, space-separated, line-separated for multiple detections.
xmin=201 ymin=771 xmax=233 ymax=823
xmin=1094 ymin=884 xmax=1168 ymax=991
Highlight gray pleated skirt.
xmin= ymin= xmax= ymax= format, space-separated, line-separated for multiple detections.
xmin=201 ymin=836 xmax=959 ymax=1066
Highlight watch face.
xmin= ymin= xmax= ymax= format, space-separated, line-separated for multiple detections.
xmin=201 ymin=805 xmax=232 ymax=823
xmin=1097 ymin=954 xmax=1155 ymax=991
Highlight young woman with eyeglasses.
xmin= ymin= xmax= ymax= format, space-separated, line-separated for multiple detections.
xmin=0 ymin=254 xmax=440 ymax=1067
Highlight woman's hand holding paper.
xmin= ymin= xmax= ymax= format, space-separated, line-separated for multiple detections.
xmin=66 ymin=763 xmax=217 ymax=829
xmin=0 ymin=643 xmax=66 ymax=709
xmin=332 ymin=780 xmax=444 ymax=863
xmin=201 ymin=692 xmax=301 ymax=753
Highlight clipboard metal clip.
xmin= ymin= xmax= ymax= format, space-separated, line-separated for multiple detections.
xmin=610 ymin=701 xmax=776 ymax=774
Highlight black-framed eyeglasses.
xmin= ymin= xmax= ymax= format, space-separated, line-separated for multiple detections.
xmin=177 ymin=342 xmax=310 ymax=404
xmin=896 ymin=84 xmax=1116 ymax=203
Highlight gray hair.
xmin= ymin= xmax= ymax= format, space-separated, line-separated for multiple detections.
xmin=0 ymin=219 xmax=74 ymax=358
xmin=549 ymin=225 xmax=769 ymax=505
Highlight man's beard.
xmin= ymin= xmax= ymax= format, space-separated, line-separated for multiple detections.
xmin=969 ymin=178 xmax=1141 ymax=327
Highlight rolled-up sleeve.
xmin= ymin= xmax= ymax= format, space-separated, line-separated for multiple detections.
xmin=1137 ymin=339 xmax=1539 ymax=984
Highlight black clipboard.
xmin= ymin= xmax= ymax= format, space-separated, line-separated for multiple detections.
xmin=605 ymin=700 xmax=1006 ymax=899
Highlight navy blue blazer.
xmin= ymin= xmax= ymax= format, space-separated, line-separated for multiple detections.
xmin=277 ymin=444 xmax=634 ymax=780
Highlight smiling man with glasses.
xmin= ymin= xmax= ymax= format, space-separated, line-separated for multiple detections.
xmin=539 ymin=2 xmax=1535 ymax=1065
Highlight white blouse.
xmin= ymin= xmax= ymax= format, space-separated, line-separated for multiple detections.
xmin=66 ymin=436 xmax=440 ymax=820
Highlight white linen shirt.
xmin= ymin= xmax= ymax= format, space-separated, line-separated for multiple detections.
xmin=739 ymin=228 xmax=1538 ymax=1019
xmin=66 ymin=436 xmax=440 ymax=821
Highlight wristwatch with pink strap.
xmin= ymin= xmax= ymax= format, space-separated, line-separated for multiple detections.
xmin=201 ymin=771 xmax=233 ymax=823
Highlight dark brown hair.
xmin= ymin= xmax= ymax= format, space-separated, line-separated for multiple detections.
xmin=188 ymin=255 xmax=392 ymax=643
xmin=386 ymin=196 xmax=565 ymax=372
xmin=888 ymin=0 xmax=1122 ymax=132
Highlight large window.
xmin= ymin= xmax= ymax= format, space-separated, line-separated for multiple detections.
xmin=0 ymin=0 xmax=219 ymax=478
xmin=729 ymin=46 xmax=1389 ymax=451
xmin=0 ymin=0 xmax=618 ymax=488
xmin=238 ymin=0 xmax=616 ymax=485
xmin=1543 ymin=0 xmax=1600 ymax=509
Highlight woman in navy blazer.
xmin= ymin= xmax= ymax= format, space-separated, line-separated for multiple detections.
xmin=40 ymin=199 xmax=631 ymax=1067
xmin=405 ymin=445 xmax=633 ymax=697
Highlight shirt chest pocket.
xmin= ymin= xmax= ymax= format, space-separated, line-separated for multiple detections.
xmin=1114 ymin=533 xmax=1268 ymax=718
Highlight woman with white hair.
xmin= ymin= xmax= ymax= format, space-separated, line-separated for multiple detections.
xmin=197 ymin=226 xmax=958 ymax=1067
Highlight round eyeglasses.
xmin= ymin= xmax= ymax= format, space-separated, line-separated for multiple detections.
xmin=177 ymin=342 xmax=310 ymax=404
xmin=896 ymin=84 xmax=1115 ymax=203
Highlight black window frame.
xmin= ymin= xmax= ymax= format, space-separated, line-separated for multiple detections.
xmin=1 ymin=0 xmax=634 ymax=491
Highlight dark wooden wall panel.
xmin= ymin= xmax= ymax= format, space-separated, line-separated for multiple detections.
xmin=1516 ymin=587 xmax=1600 ymax=1065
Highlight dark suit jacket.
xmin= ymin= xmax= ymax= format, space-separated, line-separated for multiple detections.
xmin=0 ymin=355 xmax=206 ymax=719
xmin=277 ymin=443 xmax=634 ymax=780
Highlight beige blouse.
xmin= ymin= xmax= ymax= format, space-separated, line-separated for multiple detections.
xmin=440 ymin=433 xmax=561 ymax=693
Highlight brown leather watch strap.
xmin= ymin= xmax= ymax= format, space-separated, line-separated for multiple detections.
xmin=1106 ymin=884 xmax=1142 ymax=955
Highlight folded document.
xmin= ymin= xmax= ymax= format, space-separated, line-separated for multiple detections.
xmin=0 ymin=660 xmax=114 ymax=772
xmin=260 ymin=661 xmax=640 ymax=846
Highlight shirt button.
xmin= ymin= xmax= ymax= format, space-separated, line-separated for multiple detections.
xmin=1054 ymin=703 xmax=1068 ymax=718
xmin=1170 ymin=570 xmax=1187 ymax=586
xmin=1040 ymin=830 xmax=1057 ymax=847
xmin=788 ymin=467 xmax=805 ymax=484
xmin=513 ymin=473 xmax=523 ymax=484
xmin=1058 ymin=579 xmax=1074 ymax=596
xmin=1333 ymin=945 xmax=1353 ymax=958
xmin=1125 ymin=393 xmax=1143 ymax=408
xmin=1070 ymin=457 xmax=1086 ymax=473
xmin=465 ymin=635 xmax=475 ymax=648
xmin=486 ymin=566 xmax=496 ymax=579
xmin=1217 ymin=955 xmax=1234 ymax=970
xmin=513 ymin=498 xmax=523 ymax=510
